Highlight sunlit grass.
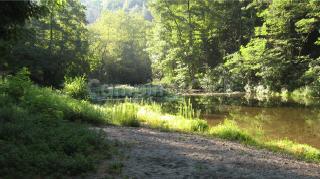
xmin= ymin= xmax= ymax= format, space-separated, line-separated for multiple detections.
xmin=107 ymin=102 xmax=140 ymax=127
xmin=265 ymin=139 xmax=320 ymax=162
xmin=208 ymin=120 xmax=257 ymax=145
xmin=137 ymin=107 xmax=208 ymax=132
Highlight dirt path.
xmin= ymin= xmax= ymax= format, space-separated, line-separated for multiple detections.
xmin=94 ymin=126 xmax=320 ymax=179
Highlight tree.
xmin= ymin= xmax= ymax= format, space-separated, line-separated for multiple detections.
xmin=0 ymin=0 xmax=43 ymax=77
xmin=148 ymin=0 xmax=258 ymax=89
xmin=89 ymin=10 xmax=152 ymax=84
xmin=225 ymin=0 xmax=320 ymax=92
xmin=3 ymin=0 xmax=91 ymax=87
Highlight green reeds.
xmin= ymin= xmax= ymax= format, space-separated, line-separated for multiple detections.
xmin=108 ymin=102 xmax=140 ymax=127
xmin=177 ymin=98 xmax=201 ymax=119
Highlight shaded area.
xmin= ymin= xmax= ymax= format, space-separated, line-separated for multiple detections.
xmin=97 ymin=126 xmax=320 ymax=178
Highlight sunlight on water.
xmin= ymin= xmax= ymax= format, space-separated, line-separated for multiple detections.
xmin=161 ymin=95 xmax=320 ymax=149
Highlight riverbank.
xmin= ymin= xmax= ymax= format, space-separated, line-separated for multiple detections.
xmin=1 ymin=73 xmax=319 ymax=178
xmin=90 ymin=126 xmax=320 ymax=178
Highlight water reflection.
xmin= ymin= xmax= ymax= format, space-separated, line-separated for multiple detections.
xmin=174 ymin=95 xmax=320 ymax=149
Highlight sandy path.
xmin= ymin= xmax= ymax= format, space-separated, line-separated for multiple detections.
xmin=94 ymin=126 xmax=320 ymax=179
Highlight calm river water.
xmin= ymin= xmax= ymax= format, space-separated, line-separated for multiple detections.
xmin=160 ymin=94 xmax=320 ymax=149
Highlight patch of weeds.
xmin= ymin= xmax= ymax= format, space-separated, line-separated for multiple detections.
xmin=107 ymin=102 xmax=140 ymax=127
xmin=265 ymin=139 xmax=320 ymax=163
xmin=137 ymin=107 xmax=208 ymax=132
xmin=208 ymin=120 xmax=257 ymax=145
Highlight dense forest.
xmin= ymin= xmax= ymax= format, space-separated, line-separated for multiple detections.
xmin=1 ymin=0 xmax=320 ymax=95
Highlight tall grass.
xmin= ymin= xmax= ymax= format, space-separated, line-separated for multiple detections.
xmin=177 ymin=99 xmax=201 ymax=119
xmin=107 ymin=102 xmax=140 ymax=127
xmin=137 ymin=107 xmax=208 ymax=132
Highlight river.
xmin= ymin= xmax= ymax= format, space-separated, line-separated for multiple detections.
xmin=160 ymin=94 xmax=320 ymax=149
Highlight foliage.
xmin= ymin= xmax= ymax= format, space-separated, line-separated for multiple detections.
xmin=0 ymin=71 xmax=113 ymax=178
xmin=147 ymin=0 xmax=259 ymax=89
xmin=137 ymin=107 xmax=208 ymax=132
xmin=64 ymin=76 xmax=89 ymax=100
xmin=177 ymin=99 xmax=201 ymax=119
xmin=216 ymin=0 xmax=320 ymax=93
xmin=1 ymin=0 xmax=93 ymax=87
xmin=2 ymin=69 xmax=109 ymax=124
xmin=0 ymin=0 xmax=42 ymax=40
xmin=89 ymin=10 xmax=152 ymax=85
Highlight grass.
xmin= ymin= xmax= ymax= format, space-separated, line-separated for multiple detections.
xmin=177 ymin=98 xmax=201 ymax=119
xmin=107 ymin=102 xmax=140 ymax=127
xmin=137 ymin=107 xmax=208 ymax=132
xmin=265 ymin=139 xmax=320 ymax=163
xmin=106 ymin=99 xmax=320 ymax=164
xmin=1 ymin=71 xmax=319 ymax=178
xmin=0 ymin=71 xmax=116 ymax=178
xmin=208 ymin=120 xmax=257 ymax=145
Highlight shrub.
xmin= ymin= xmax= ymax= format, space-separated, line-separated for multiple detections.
xmin=64 ymin=76 xmax=89 ymax=100
xmin=0 ymin=68 xmax=32 ymax=100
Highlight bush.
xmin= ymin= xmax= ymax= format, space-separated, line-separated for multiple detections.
xmin=64 ymin=76 xmax=89 ymax=100
xmin=0 ymin=68 xmax=32 ymax=100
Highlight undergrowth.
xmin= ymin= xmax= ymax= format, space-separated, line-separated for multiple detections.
xmin=0 ymin=70 xmax=114 ymax=178
xmin=1 ymin=69 xmax=319 ymax=178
